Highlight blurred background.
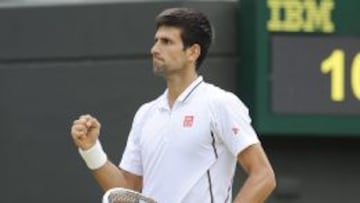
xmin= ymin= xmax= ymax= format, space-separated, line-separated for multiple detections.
xmin=0 ymin=0 xmax=359 ymax=202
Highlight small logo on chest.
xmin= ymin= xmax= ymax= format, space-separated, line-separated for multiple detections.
xmin=183 ymin=115 xmax=194 ymax=127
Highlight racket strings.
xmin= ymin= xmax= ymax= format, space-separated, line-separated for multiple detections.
xmin=108 ymin=191 xmax=146 ymax=203
xmin=103 ymin=188 xmax=157 ymax=203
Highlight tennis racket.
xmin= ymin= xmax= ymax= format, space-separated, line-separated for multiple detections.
xmin=102 ymin=187 xmax=157 ymax=203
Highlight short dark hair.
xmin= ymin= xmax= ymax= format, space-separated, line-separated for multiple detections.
xmin=155 ymin=8 xmax=213 ymax=70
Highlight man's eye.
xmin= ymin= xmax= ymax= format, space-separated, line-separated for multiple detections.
xmin=162 ymin=39 xmax=171 ymax=45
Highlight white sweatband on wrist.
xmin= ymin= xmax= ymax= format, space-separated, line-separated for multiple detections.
xmin=78 ymin=140 xmax=107 ymax=170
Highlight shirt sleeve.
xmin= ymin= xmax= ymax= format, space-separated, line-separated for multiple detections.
xmin=119 ymin=105 xmax=145 ymax=176
xmin=211 ymin=91 xmax=259 ymax=157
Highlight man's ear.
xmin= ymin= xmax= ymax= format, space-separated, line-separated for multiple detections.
xmin=187 ymin=44 xmax=201 ymax=63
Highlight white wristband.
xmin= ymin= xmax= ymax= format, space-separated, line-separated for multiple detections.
xmin=78 ymin=140 xmax=107 ymax=170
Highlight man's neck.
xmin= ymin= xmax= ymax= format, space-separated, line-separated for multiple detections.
xmin=166 ymin=71 xmax=198 ymax=109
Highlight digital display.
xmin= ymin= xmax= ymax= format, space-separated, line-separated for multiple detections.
xmin=271 ymin=35 xmax=360 ymax=115
xmin=238 ymin=0 xmax=360 ymax=135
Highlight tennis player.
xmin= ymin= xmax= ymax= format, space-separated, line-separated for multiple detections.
xmin=71 ymin=7 xmax=276 ymax=203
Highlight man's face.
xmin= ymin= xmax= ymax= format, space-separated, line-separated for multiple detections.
xmin=150 ymin=26 xmax=189 ymax=76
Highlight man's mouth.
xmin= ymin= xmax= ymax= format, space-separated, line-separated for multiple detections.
xmin=153 ymin=57 xmax=163 ymax=62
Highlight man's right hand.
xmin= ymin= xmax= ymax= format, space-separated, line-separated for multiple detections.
xmin=71 ymin=114 xmax=101 ymax=150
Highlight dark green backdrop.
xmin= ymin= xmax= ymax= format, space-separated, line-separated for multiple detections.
xmin=1 ymin=1 xmax=359 ymax=203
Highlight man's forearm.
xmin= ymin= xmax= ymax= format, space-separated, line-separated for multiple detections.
xmin=233 ymin=171 xmax=276 ymax=203
xmin=92 ymin=161 xmax=140 ymax=192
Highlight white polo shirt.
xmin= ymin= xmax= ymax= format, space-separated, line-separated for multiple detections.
xmin=119 ymin=76 xmax=259 ymax=203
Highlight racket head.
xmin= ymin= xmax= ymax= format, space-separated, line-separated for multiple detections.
xmin=102 ymin=187 xmax=157 ymax=203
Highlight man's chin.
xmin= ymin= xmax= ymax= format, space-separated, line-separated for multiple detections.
xmin=153 ymin=71 xmax=165 ymax=77
xmin=153 ymin=66 xmax=165 ymax=77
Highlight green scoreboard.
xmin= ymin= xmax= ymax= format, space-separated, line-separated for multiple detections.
xmin=238 ymin=0 xmax=360 ymax=135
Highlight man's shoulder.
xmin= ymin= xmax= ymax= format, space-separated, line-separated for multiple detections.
xmin=202 ymin=82 xmax=249 ymax=112
xmin=137 ymin=95 xmax=163 ymax=113
xmin=202 ymin=82 xmax=237 ymax=102
xmin=130 ymin=94 xmax=163 ymax=125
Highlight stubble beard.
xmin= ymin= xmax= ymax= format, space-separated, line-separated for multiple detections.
xmin=153 ymin=62 xmax=166 ymax=77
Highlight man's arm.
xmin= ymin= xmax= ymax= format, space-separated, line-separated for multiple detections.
xmin=233 ymin=143 xmax=276 ymax=203
xmin=92 ymin=161 xmax=142 ymax=192
xmin=71 ymin=114 xmax=142 ymax=192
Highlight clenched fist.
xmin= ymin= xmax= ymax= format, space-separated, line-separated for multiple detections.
xmin=71 ymin=114 xmax=101 ymax=150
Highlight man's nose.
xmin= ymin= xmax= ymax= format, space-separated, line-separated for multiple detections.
xmin=151 ymin=42 xmax=159 ymax=55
